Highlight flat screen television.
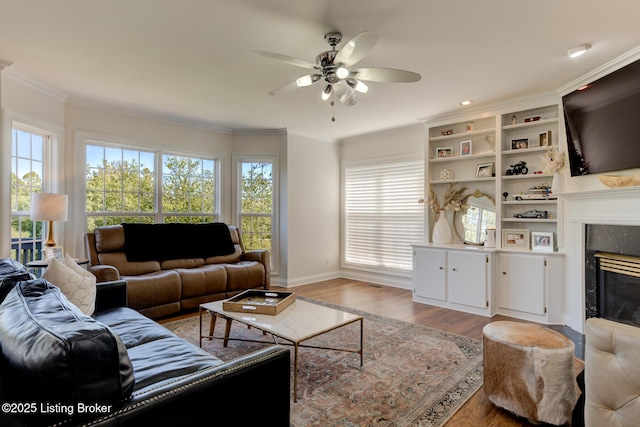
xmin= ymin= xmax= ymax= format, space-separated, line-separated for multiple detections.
xmin=562 ymin=58 xmax=640 ymax=176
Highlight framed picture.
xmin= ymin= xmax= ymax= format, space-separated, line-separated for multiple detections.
xmin=460 ymin=140 xmax=472 ymax=156
xmin=502 ymin=229 xmax=530 ymax=251
xmin=475 ymin=162 xmax=494 ymax=178
xmin=539 ymin=131 xmax=552 ymax=147
xmin=532 ymin=231 xmax=555 ymax=252
xmin=44 ymin=246 xmax=64 ymax=260
xmin=436 ymin=147 xmax=453 ymax=158
xmin=511 ymin=138 xmax=529 ymax=150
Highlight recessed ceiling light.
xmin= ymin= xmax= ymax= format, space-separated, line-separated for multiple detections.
xmin=567 ymin=44 xmax=591 ymax=58
xmin=460 ymin=100 xmax=473 ymax=106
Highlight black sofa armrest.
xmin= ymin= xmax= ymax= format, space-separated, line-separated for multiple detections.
xmin=89 ymin=346 xmax=291 ymax=426
xmin=95 ymin=280 xmax=128 ymax=313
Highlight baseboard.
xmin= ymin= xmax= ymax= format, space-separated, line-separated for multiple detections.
xmin=339 ymin=269 xmax=412 ymax=290
xmin=275 ymin=270 xmax=342 ymax=288
xmin=271 ymin=268 xmax=413 ymax=290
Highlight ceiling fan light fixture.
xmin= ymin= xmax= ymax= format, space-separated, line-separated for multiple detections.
xmin=296 ymin=74 xmax=320 ymax=87
xmin=567 ymin=44 xmax=591 ymax=58
xmin=336 ymin=66 xmax=349 ymax=79
xmin=321 ymin=85 xmax=332 ymax=101
xmin=346 ymin=78 xmax=368 ymax=93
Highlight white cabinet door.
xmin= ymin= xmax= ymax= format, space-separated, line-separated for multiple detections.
xmin=448 ymin=251 xmax=487 ymax=309
xmin=499 ymin=253 xmax=545 ymax=315
xmin=413 ymin=247 xmax=447 ymax=301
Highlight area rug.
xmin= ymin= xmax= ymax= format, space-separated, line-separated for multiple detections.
xmin=163 ymin=296 xmax=483 ymax=427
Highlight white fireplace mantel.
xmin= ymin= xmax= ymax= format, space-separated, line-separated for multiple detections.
xmin=562 ymin=186 xmax=640 ymax=333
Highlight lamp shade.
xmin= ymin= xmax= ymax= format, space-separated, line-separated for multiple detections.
xmin=30 ymin=193 xmax=68 ymax=222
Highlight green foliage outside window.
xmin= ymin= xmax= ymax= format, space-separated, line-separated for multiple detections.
xmin=85 ymin=145 xmax=218 ymax=232
xmin=240 ymin=162 xmax=273 ymax=252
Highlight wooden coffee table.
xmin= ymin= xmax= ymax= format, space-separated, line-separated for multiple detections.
xmin=199 ymin=299 xmax=363 ymax=402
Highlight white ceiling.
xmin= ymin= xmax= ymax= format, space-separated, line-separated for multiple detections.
xmin=1 ymin=0 xmax=639 ymax=141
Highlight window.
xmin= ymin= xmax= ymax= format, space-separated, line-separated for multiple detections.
xmin=84 ymin=142 xmax=219 ymax=231
xmin=239 ymin=160 xmax=274 ymax=253
xmin=162 ymin=154 xmax=217 ymax=223
xmin=10 ymin=125 xmax=47 ymax=264
xmin=85 ymin=144 xmax=156 ymax=230
xmin=344 ymin=158 xmax=424 ymax=272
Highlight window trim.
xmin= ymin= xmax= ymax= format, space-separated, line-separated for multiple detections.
xmin=4 ymin=116 xmax=63 ymax=259
xmin=341 ymin=153 xmax=425 ymax=278
xmin=76 ymin=132 xmax=222 ymax=249
xmin=233 ymin=154 xmax=279 ymax=275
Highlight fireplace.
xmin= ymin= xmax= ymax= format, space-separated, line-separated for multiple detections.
xmin=585 ymin=224 xmax=640 ymax=325
xmin=595 ymin=252 xmax=640 ymax=325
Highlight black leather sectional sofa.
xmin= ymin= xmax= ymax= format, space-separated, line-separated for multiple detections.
xmin=0 ymin=258 xmax=290 ymax=426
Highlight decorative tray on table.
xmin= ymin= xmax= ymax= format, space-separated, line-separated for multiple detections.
xmin=222 ymin=290 xmax=295 ymax=315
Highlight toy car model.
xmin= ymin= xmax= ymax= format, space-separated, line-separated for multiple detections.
xmin=505 ymin=161 xmax=528 ymax=176
xmin=514 ymin=209 xmax=548 ymax=219
xmin=514 ymin=184 xmax=556 ymax=200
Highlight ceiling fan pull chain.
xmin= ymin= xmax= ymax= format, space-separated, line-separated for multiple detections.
xmin=331 ymin=99 xmax=336 ymax=122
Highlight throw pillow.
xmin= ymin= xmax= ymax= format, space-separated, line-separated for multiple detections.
xmin=43 ymin=257 xmax=96 ymax=316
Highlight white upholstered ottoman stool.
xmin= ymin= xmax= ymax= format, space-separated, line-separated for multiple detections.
xmin=482 ymin=321 xmax=578 ymax=425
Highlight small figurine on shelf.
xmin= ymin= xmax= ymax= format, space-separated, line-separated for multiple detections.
xmin=503 ymin=192 xmax=509 ymax=201
xmin=505 ymin=161 xmax=529 ymax=176
xmin=512 ymin=115 xmax=517 ymax=125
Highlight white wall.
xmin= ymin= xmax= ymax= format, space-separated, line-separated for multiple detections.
xmin=284 ymin=133 xmax=341 ymax=287
xmin=339 ymin=123 xmax=426 ymax=289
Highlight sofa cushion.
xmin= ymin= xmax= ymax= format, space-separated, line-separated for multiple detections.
xmin=224 ymin=261 xmax=266 ymax=293
xmin=161 ymin=257 xmax=205 ymax=270
xmin=177 ymin=264 xmax=227 ymax=299
xmin=95 ymin=307 xmax=224 ymax=393
xmin=99 ymin=251 xmax=161 ymax=276
xmin=42 ymin=256 xmax=96 ymax=315
xmin=124 ymin=270 xmax=182 ymax=311
xmin=0 ymin=258 xmax=32 ymax=304
xmin=0 ymin=279 xmax=134 ymax=408
xmin=205 ymin=225 xmax=243 ymax=264
xmin=95 ymin=224 xmax=126 ymax=252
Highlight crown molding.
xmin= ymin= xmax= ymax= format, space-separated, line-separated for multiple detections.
xmin=5 ymin=69 xmax=68 ymax=101
xmin=556 ymin=45 xmax=640 ymax=95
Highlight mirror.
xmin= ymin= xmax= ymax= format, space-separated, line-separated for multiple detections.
xmin=453 ymin=189 xmax=497 ymax=245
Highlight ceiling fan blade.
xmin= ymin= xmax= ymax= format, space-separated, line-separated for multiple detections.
xmin=269 ymin=81 xmax=299 ymax=96
xmin=335 ymin=31 xmax=379 ymax=67
xmin=333 ymin=82 xmax=358 ymax=106
xmin=352 ymin=67 xmax=422 ymax=83
xmin=254 ymin=50 xmax=317 ymax=70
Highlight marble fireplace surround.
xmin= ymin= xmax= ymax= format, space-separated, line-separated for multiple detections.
xmin=564 ymin=186 xmax=640 ymax=333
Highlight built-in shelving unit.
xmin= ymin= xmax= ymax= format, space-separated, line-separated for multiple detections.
xmin=417 ymin=101 xmax=565 ymax=324
xmin=500 ymin=105 xmax=560 ymax=242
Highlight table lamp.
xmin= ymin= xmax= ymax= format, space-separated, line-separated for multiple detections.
xmin=30 ymin=193 xmax=68 ymax=247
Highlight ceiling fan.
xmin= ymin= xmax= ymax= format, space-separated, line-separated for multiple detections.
xmin=255 ymin=31 xmax=421 ymax=116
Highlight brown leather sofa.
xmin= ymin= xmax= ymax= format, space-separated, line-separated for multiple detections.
xmin=85 ymin=223 xmax=270 ymax=319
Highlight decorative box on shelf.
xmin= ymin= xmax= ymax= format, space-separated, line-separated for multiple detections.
xmin=222 ymin=290 xmax=295 ymax=315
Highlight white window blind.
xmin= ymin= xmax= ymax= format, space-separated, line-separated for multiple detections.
xmin=345 ymin=159 xmax=424 ymax=271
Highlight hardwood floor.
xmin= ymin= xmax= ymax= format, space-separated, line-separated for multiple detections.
xmin=163 ymin=277 xmax=579 ymax=426
xmin=270 ymin=278 xmax=573 ymax=427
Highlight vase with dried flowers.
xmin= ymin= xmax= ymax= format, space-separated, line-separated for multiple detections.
xmin=540 ymin=146 xmax=565 ymax=194
xmin=425 ymin=183 xmax=468 ymax=243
